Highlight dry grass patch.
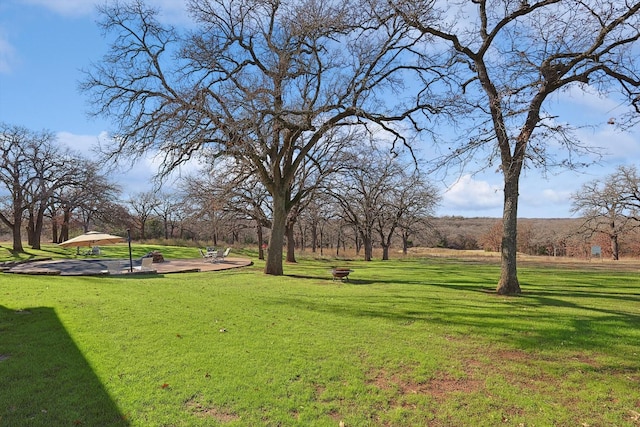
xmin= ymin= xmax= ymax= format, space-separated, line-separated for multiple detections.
xmin=408 ymin=246 xmax=640 ymax=272
xmin=366 ymin=366 xmax=484 ymax=404
xmin=184 ymin=395 xmax=240 ymax=423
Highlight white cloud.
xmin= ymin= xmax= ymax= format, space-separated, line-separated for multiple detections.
xmin=55 ymin=130 xmax=154 ymax=195
xmin=0 ymin=31 xmax=17 ymax=74
xmin=582 ymin=127 xmax=640 ymax=162
xmin=559 ymin=84 xmax=622 ymax=115
xmin=150 ymin=0 xmax=191 ymax=23
xmin=56 ymin=131 xmax=101 ymax=156
xmin=437 ymin=173 xmax=583 ymax=218
xmin=514 ymin=169 xmax=588 ymax=218
xmin=520 ymin=186 xmax=573 ymax=209
xmin=440 ymin=174 xmax=503 ymax=214
xmin=56 ymin=130 xmax=208 ymax=199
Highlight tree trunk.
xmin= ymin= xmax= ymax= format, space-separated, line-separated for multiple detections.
xmin=381 ymin=244 xmax=389 ymax=260
xmin=59 ymin=207 xmax=71 ymax=242
xmin=11 ymin=207 xmax=24 ymax=252
xmin=362 ymin=230 xmax=373 ymax=261
xmin=496 ymin=174 xmax=521 ymax=295
xmin=27 ymin=210 xmax=36 ymax=247
xmin=610 ymin=234 xmax=619 ymax=261
xmin=12 ymin=224 xmax=23 ymax=252
xmin=265 ymin=193 xmax=286 ymax=275
xmin=354 ymin=228 xmax=362 ymax=255
xmin=257 ymin=224 xmax=264 ymax=260
xmin=51 ymin=217 xmax=58 ymax=243
xmin=379 ymin=227 xmax=394 ymax=260
xmin=311 ymin=222 xmax=318 ymax=253
xmin=296 ymin=221 xmax=304 ymax=252
xmin=31 ymin=207 xmax=46 ymax=250
xmin=285 ymin=222 xmax=297 ymax=263
xmin=139 ymin=220 xmax=146 ymax=240
xmin=402 ymin=232 xmax=409 ymax=255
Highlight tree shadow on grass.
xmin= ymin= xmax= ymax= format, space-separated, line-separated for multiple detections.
xmin=0 ymin=305 xmax=128 ymax=426
xmin=268 ymin=277 xmax=640 ymax=357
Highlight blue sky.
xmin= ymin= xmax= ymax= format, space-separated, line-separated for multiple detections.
xmin=1 ymin=0 xmax=639 ymax=218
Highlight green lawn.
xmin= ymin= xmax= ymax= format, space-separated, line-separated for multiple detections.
xmin=1 ymin=249 xmax=639 ymax=426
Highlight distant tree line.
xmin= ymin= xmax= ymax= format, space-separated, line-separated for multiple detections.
xmin=440 ymin=217 xmax=625 ymax=259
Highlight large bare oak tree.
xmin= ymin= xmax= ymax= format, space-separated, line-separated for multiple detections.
xmin=82 ymin=0 xmax=438 ymax=275
xmin=394 ymin=0 xmax=640 ymax=294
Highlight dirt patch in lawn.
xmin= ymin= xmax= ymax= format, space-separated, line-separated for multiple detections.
xmin=422 ymin=371 xmax=484 ymax=402
xmin=367 ymin=367 xmax=484 ymax=404
xmin=184 ymin=396 xmax=240 ymax=423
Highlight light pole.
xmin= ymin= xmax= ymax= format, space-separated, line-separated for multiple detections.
xmin=127 ymin=228 xmax=133 ymax=272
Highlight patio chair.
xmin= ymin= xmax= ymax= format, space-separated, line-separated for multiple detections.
xmin=219 ymin=247 xmax=231 ymax=261
xmin=134 ymin=257 xmax=155 ymax=272
xmin=206 ymin=249 xmax=224 ymax=263
xmin=84 ymin=246 xmax=101 ymax=256
xmin=200 ymin=248 xmax=216 ymax=262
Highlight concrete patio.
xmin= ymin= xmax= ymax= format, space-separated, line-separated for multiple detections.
xmin=2 ymin=257 xmax=253 ymax=276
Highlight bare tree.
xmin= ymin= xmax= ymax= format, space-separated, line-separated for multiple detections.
xmin=572 ymin=166 xmax=640 ymax=260
xmin=616 ymin=165 xmax=640 ymax=217
xmin=23 ymin=141 xmax=89 ymax=249
xmin=82 ymin=0 xmax=439 ymax=275
xmin=331 ymin=145 xmax=408 ymax=261
xmin=480 ymin=221 xmax=503 ymax=253
xmin=127 ymin=191 xmax=161 ymax=239
xmin=153 ymin=192 xmax=181 ymax=239
xmin=529 ymin=221 xmax=570 ymax=257
xmin=0 ymin=123 xmax=58 ymax=252
xmin=395 ymin=0 xmax=640 ymax=294
xmin=216 ymin=168 xmax=272 ymax=258
xmin=53 ymin=161 xmax=122 ymax=241
xmin=374 ymin=163 xmax=440 ymax=260
xmin=299 ymin=192 xmax=337 ymax=255
xmin=283 ymin=128 xmax=357 ymax=262
xmin=385 ymin=168 xmax=439 ymax=258
xmin=180 ymin=170 xmax=237 ymax=246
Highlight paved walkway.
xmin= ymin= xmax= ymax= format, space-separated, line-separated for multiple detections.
xmin=3 ymin=257 xmax=252 ymax=276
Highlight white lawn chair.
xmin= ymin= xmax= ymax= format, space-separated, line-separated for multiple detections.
xmin=213 ymin=251 xmax=222 ymax=262
xmin=200 ymin=248 xmax=216 ymax=262
xmin=135 ymin=257 xmax=154 ymax=272
xmin=219 ymin=247 xmax=231 ymax=262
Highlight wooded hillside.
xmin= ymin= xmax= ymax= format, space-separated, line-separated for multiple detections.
xmin=425 ymin=216 xmax=640 ymax=259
